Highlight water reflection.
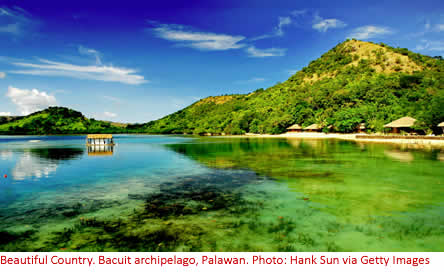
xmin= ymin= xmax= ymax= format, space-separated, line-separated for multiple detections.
xmin=166 ymin=138 xmax=443 ymax=222
xmin=12 ymin=151 xmax=58 ymax=180
xmin=30 ymin=148 xmax=84 ymax=161
xmin=87 ymin=145 xmax=114 ymax=156
xmin=0 ymin=150 xmax=12 ymax=160
xmin=384 ymin=150 xmax=414 ymax=163
xmin=11 ymin=147 xmax=84 ymax=180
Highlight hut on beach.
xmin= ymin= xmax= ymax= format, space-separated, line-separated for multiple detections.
xmin=356 ymin=123 xmax=366 ymax=133
xmin=286 ymin=124 xmax=302 ymax=133
xmin=383 ymin=117 xmax=417 ymax=134
xmin=438 ymin=122 xmax=444 ymax=134
xmin=303 ymin=124 xmax=322 ymax=132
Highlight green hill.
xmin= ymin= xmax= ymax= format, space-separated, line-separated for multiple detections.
xmin=0 ymin=116 xmax=22 ymax=125
xmin=0 ymin=107 xmax=125 ymax=135
xmin=132 ymin=39 xmax=444 ymax=135
xmin=1 ymin=40 xmax=443 ymax=136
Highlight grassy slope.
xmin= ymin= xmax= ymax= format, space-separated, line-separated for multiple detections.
xmin=137 ymin=39 xmax=444 ymax=135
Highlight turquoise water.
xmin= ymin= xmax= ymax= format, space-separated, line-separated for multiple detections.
xmin=0 ymin=135 xmax=442 ymax=251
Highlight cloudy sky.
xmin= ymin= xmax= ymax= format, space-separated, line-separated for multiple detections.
xmin=0 ymin=0 xmax=443 ymax=122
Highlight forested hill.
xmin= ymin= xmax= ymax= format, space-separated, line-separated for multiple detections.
xmin=0 ymin=107 xmax=126 ymax=135
xmin=1 ymin=40 xmax=443 ymax=136
xmin=133 ymin=39 xmax=444 ymax=135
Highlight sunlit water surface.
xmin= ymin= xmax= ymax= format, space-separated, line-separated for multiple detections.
xmin=0 ymin=135 xmax=442 ymax=251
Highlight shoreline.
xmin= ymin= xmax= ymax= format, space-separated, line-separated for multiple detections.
xmin=216 ymin=132 xmax=444 ymax=148
xmin=1 ymin=132 xmax=444 ymax=148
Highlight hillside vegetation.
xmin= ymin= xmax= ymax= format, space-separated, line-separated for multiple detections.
xmin=0 ymin=116 xmax=21 ymax=125
xmin=134 ymin=39 xmax=444 ymax=135
xmin=0 ymin=107 xmax=125 ymax=135
xmin=1 ymin=40 xmax=443 ymax=136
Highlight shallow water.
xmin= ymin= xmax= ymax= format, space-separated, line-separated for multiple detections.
xmin=0 ymin=135 xmax=442 ymax=251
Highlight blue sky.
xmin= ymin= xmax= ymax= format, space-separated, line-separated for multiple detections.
xmin=0 ymin=0 xmax=443 ymax=122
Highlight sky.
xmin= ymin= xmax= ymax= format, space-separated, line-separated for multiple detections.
xmin=0 ymin=0 xmax=443 ymax=123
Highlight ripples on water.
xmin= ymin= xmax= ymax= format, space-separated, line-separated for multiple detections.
xmin=0 ymin=135 xmax=442 ymax=251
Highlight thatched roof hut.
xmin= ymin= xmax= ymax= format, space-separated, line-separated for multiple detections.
xmin=439 ymin=122 xmax=444 ymax=134
xmin=383 ymin=117 xmax=417 ymax=134
xmin=356 ymin=123 xmax=366 ymax=133
xmin=87 ymin=134 xmax=113 ymax=139
xmin=384 ymin=117 xmax=417 ymax=128
xmin=287 ymin=124 xmax=302 ymax=130
xmin=303 ymin=124 xmax=322 ymax=131
xmin=287 ymin=124 xmax=302 ymax=132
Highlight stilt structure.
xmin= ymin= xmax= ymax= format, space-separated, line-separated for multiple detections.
xmin=86 ymin=134 xmax=114 ymax=146
xmin=86 ymin=134 xmax=115 ymax=156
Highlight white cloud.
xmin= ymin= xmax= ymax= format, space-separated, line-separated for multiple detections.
xmin=405 ymin=21 xmax=443 ymax=39
xmin=151 ymin=23 xmax=246 ymax=51
xmin=78 ymin=45 xmax=102 ymax=65
xmin=276 ymin=16 xmax=291 ymax=36
xmin=415 ymin=40 xmax=444 ymax=52
xmin=6 ymin=86 xmax=57 ymax=115
xmin=251 ymin=16 xmax=292 ymax=41
xmin=0 ymin=112 xmax=11 ymax=116
xmin=0 ymin=71 xmax=5 ymax=78
xmin=104 ymin=111 xmax=117 ymax=118
xmin=246 ymin=46 xmax=286 ymax=58
xmin=0 ymin=7 xmax=34 ymax=36
xmin=313 ymin=19 xmax=346 ymax=32
xmin=10 ymin=58 xmax=147 ymax=85
xmin=348 ymin=25 xmax=393 ymax=40
xmin=312 ymin=14 xmax=346 ymax=32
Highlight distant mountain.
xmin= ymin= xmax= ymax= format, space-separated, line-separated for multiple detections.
xmin=133 ymin=39 xmax=444 ymax=135
xmin=0 ymin=107 xmax=126 ymax=135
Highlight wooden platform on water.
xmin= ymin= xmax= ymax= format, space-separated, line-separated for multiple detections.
xmin=86 ymin=134 xmax=115 ymax=146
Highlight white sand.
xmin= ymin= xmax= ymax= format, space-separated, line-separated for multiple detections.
xmin=220 ymin=132 xmax=444 ymax=147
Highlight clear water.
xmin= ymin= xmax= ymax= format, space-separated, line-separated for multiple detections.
xmin=0 ymin=135 xmax=442 ymax=251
